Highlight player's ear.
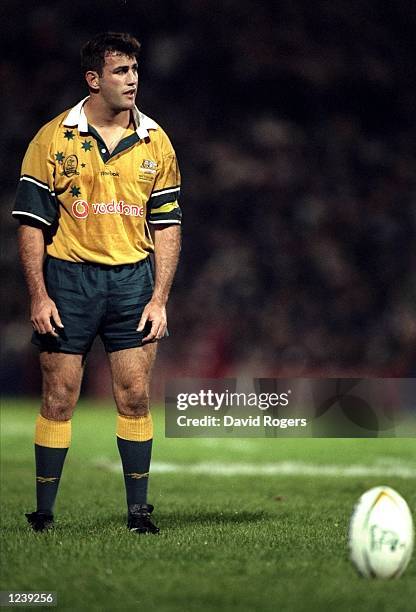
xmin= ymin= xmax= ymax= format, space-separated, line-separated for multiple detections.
xmin=85 ymin=70 xmax=100 ymax=91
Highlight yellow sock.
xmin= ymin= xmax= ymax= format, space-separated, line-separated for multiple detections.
xmin=117 ymin=413 xmax=153 ymax=442
xmin=35 ymin=414 xmax=71 ymax=448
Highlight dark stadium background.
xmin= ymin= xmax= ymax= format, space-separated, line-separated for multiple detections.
xmin=1 ymin=0 xmax=415 ymax=398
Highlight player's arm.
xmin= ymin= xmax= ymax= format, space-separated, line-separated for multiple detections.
xmin=18 ymin=225 xmax=63 ymax=336
xmin=137 ymin=224 xmax=181 ymax=342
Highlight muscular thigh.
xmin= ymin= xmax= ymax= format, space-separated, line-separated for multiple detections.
xmin=108 ymin=344 xmax=157 ymax=416
xmin=40 ymin=352 xmax=84 ymax=420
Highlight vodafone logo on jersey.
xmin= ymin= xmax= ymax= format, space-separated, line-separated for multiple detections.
xmin=72 ymin=199 xmax=144 ymax=219
xmin=72 ymin=199 xmax=89 ymax=219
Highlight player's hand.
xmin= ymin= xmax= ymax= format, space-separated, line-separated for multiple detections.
xmin=137 ymin=299 xmax=167 ymax=343
xmin=31 ymin=294 xmax=64 ymax=337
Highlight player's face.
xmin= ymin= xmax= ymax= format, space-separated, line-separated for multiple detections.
xmin=98 ymin=52 xmax=138 ymax=111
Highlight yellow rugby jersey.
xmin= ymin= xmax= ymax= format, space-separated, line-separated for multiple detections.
xmin=13 ymin=97 xmax=181 ymax=265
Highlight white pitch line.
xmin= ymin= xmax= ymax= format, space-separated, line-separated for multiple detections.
xmin=92 ymin=459 xmax=416 ymax=479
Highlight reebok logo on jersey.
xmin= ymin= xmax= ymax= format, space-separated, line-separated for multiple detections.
xmin=100 ymin=170 xmax=119 ymax=177
xmin=72 ymin=199 xmax=144 ymax=220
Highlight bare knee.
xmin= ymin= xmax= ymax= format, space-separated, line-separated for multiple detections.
xmin=40 ymin=353 xmax=83 ymax=420
xmin=42 ymin=381 xmax=79 ymax=420
xmin=115 ymin=385 xmax=149 ymax=417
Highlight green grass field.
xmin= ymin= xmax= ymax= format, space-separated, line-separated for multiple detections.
xmin=1 ymin=400 xmax=415 ymax=612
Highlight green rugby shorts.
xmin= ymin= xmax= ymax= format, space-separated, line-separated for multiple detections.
xmin=32 ymin=255 xmax=157 ymax=354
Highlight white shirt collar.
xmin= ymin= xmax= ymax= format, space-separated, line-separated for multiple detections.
xmin=62 ymin=97 xmax=158 ymax=139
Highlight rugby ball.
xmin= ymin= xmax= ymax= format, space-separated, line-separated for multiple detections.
xmin=349 ymin=486 xmax=414 ymax=579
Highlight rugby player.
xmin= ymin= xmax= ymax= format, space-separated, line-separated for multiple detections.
xmin=12 ymin=32 xmax=182 ymax=534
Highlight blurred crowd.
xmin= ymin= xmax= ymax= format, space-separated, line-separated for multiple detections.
xmin=1 ymin=0 xmax=415 ymax=395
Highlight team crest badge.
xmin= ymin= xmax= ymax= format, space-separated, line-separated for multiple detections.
xmin=62 ymin=154 xmax=79 ymax=177
xmin=140 ymin=159 xmax=157 ymax=174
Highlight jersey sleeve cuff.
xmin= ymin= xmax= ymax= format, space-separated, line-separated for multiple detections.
xmin=12 ymin=211 xmax=52 ymax=226
xmin=148 ymin=219 xmax=182 ymax=225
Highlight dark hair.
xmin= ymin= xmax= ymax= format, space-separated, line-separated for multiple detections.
xmin=81 ymin=32 xmax=141 ymax=75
